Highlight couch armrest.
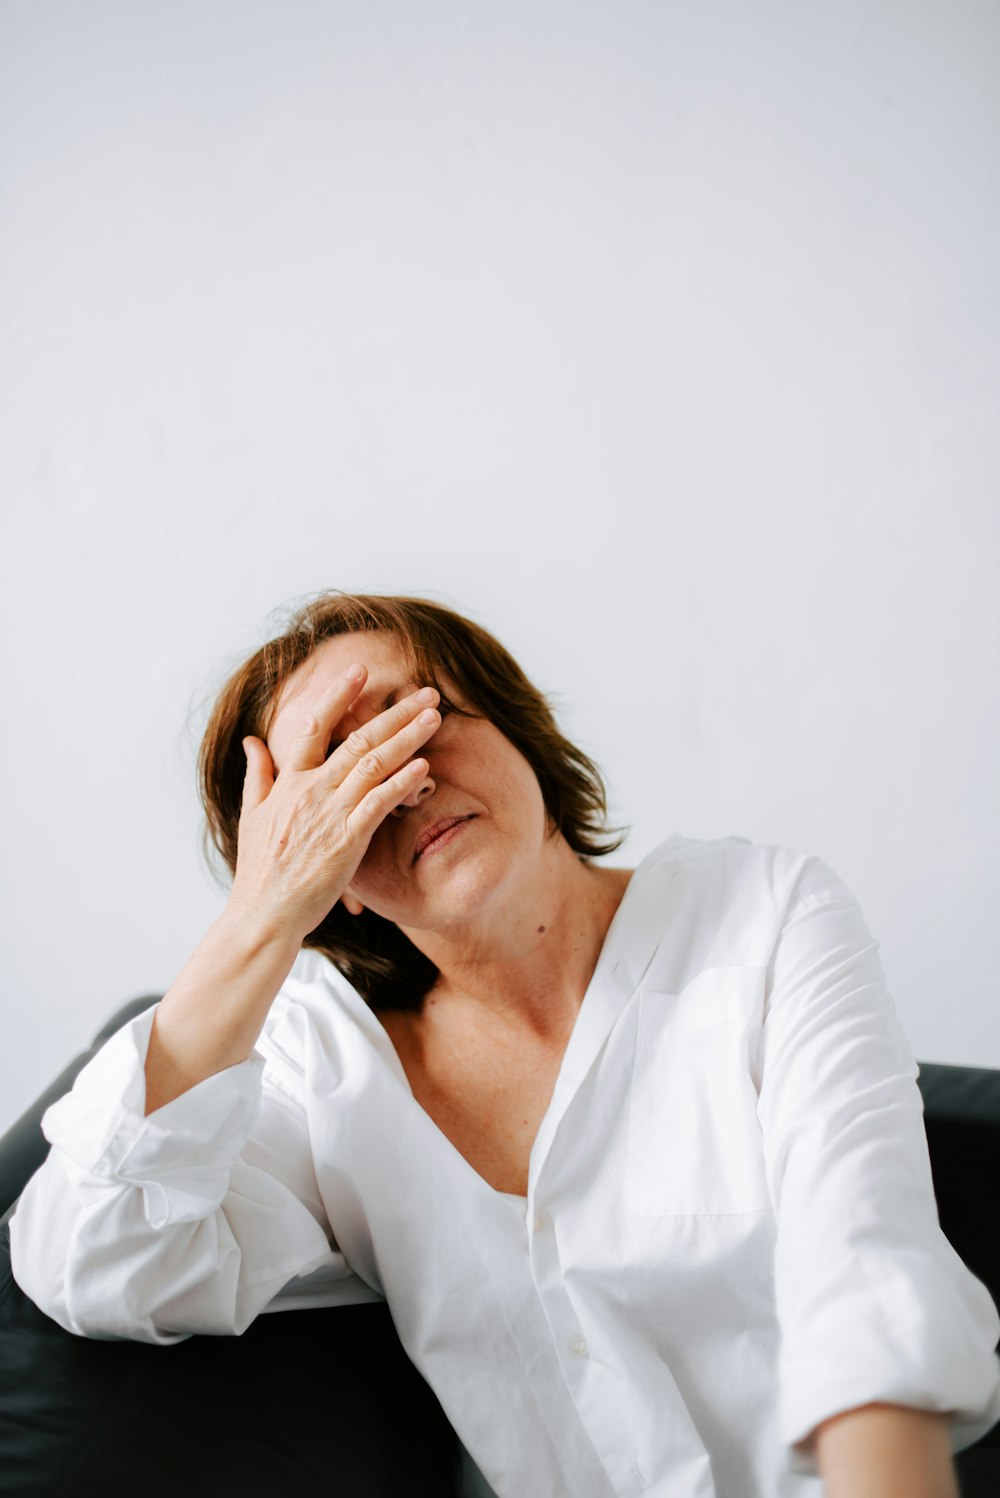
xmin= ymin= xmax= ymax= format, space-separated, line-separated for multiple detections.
xmin=917 ymin=1061 xmax=1000 ymax=1320
xmin=0 ymin=995 xmax=161 ymax=1215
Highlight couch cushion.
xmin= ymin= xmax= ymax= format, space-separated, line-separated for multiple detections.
xmin=0 ymin=1208 xmax=460 ymax=1497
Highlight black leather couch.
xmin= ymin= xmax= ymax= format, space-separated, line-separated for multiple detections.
xmin=2 ymin=996 xmax=998 ymax=1496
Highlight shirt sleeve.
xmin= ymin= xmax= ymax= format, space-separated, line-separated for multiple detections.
xmin=8 ymin=1002 xmax=362 ymax=1344
xmin=756 ymin=855 xmax=1000 ymax=1473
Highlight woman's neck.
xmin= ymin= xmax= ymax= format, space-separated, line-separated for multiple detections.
xmin=401 ymin=852 xmax=633 ymax=1036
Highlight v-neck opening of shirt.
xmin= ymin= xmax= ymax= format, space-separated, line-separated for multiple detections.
xmin=521 ymin=839 xmax=683 ymax=1195
xmin=364 ymin=837 xmax=680 ymax=1198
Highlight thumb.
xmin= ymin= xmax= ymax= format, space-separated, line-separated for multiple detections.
xmin=240 ymin=735 xmax=274 ymax=815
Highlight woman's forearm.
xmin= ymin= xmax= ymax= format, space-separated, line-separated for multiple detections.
xmin=813 ymin=1402 xmax=959 ymax=1498
xmin=144 ymin=902 xmax=301 ymax=1114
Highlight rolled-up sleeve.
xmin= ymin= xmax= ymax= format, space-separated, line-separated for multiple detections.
xmin=9 ymin=1003 xmax=354 ymax=1344
xmin=756 ymin=856 xmax=1000 ymax=1472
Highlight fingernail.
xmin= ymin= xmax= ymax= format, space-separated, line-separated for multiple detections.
xmin=345 ymin=664 xmax=365 ymax=682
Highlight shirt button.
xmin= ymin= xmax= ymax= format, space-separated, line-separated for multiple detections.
xmin=570 ymin=1336 xmax=590 ymax=1358
xmin=533 ymin=1212 xmax=547 ymax=1232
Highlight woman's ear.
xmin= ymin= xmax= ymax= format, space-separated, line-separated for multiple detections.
xmin=340 ymin=889 xmax=365 ymax=917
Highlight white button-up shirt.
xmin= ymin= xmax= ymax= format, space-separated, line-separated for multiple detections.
xmin=11 ymin=835 xmax=1000 ymax=1497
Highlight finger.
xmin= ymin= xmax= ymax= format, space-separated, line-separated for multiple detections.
xmin=240 ymin=736 xmax=274 ymax=816
xmin=283 ymin=663 xmax=368 ymax=773
xmin=327 ymin=686 xmax=440 ymax=783
xmin=346 ymin=757 xmax=431 ymax=840
xmin=336 ymin=705 xmax=441 ymax=799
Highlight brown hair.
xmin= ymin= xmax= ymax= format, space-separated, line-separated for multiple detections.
xmin=198 ymin=590 xmax=627 ymax=1011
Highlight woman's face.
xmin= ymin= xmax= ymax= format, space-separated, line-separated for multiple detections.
xmin=266 ymin=631 xmax=552 ymax=933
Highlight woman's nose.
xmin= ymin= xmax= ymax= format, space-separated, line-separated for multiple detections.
xmin=389 ymin=764 xmax=436 ymax=815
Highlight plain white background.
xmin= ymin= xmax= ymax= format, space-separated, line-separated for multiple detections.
xmin=1 ymin=0 xmax=998 ymax=1138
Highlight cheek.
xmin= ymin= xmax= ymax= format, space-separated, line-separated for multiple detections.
xmin=492 ymin=757 xmax=548 ymax=827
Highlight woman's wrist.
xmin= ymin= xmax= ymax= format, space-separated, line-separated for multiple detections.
xmin=216 ymin=893 xmax=305 ymax=967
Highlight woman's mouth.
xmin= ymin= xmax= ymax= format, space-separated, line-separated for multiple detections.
xmin=412 ymin=815 xmax=474 ymax=862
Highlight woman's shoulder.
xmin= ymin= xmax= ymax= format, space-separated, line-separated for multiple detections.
xmin=633 ymin=829 xmax=812 ymax=888
xmin=608 ymin=832 xmax=858 ymax=994
xmin=629 ymin=832 xmax=855 ymax=945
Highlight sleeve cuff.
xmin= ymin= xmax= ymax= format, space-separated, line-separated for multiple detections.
xmin=780 ymin=1261 xmax=1000 ymax=1472
xmin=787 ymin=1382 xmax=1000 ymax=1478
xmin=41 ymin=1004 xmax=267 ymax=1228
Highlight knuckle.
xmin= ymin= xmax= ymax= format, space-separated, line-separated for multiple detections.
xmin=345 ymin=727 xmax=369 ymax=756
xmin=358 ymin=749 xmax=384 ymax=779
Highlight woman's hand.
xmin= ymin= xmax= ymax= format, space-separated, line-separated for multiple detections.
xmin=230 ymin=664 xmax=441 ymax=945
xmin=143 ymin=665 xmax=441 ymax=1114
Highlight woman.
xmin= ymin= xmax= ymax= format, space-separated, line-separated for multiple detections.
xmin=10 ymin=591 xmax=1000 ymax=1498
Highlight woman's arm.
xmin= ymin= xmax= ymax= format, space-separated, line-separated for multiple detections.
xmin=145 ymin=664 xmax=441 ymax=1112
xmin=10 ymin=665 xmax=444 ymax=1339
xmin=10 ymin=1002 xmax=347 ymax=1340
xmin=756 ymin=854 xmax=1000 ymax=1468
xmin=143 ymin=904 xmax=300 ymax=1114
xmin=813 ymin=1402 xmax=958 ymax=1498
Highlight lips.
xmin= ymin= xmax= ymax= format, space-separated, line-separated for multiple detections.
xmin=412 ymin=815 xmax=473 ymax=862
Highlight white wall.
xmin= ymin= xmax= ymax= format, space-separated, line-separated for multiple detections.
xmin=1 ymin=0 xmax=998 ymax=1138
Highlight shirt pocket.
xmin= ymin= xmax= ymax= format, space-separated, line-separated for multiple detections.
xmin=624 ymin=967 xmax=771 ymax=1217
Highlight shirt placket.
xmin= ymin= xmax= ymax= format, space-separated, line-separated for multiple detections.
xmin=522 ymin=864 xmax=717 ymax=1497
xmin=527 ymin=976 xmax=634 ymax=1489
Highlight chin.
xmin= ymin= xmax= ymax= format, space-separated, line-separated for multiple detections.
xmin=394 ymin=848 xmax=514 ymax=930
